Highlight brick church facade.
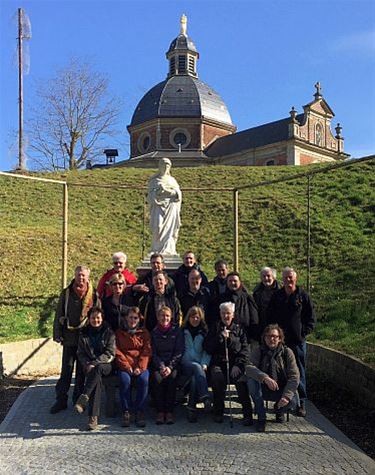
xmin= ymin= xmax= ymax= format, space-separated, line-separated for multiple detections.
xmin=121 ymin=16 xmax=349 ymax=168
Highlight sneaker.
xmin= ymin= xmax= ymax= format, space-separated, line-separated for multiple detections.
xmin=87 ymin=416 xmax=98 ymax=431
xmin=156 ymin=412 xmax=165 ymax=425
xmin=165 ymin=412 xmax=174 ymax=425
xmin=74 ymin=394 xmax=89 ymax=414
xmin=50 ymin=400 xmax=67 ymax=414
xmin=275 ymin=411 xmax=285 ymax=423
xmin=122 ymin=411 xmax=131 ymax=427
xmin=135 ymin=411 xmax=146 ymax=428
xmin=256 ymin=419 xmax=266 ymax=432
xmin=296 ymin=402 xmax=306 ymax=417
xmin=201 ymin=395 xmax=212 ymax=413
xmin=187 ymin=407 xmax=198 ymax=423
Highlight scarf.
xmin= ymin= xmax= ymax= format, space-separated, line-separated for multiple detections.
xmin=62 ymin=280 xmax=94 ymax=330
xmin=259 ymin=344 xmax=284 ymax=382
xmin=157 ymin=321 xmax=172 ymax=333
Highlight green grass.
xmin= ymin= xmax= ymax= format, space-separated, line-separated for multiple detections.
xmin=0 ymin=162 xmax=374 ymax=366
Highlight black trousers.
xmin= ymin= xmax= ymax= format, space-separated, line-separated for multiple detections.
xmin=55 ymin=345 xmax=85 ymax=404
xmin=210 ymin=364 xmax=252 ymax=418
xmin=84 ymin=363 xmax=112 ymax=417
xmin=152 ymin=370 xmax=178 ymax=413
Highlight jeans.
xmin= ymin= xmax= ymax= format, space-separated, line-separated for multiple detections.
xmin=84 ymin=363 xmax=112 ymax=417
xmin=290 ymin=340 xmax=307 ymax=401
xmin=247 ymin=378 xmax=298 ymax=420
xmin=55 ymin=345 xmax=85 ymax=404
xmin=182 ymin=361 xmax=210 ymax=406
xmin=118 ymin=370 xmax=149 ymax=412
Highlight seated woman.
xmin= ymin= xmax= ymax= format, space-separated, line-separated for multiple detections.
xmin=115 ymin=307 xmax=152 ymax=428
xmin=75 ymin=306 xmax=115 ymax=430
xmin=151 ymin=306 xmax=184 ymax=425
xmin=181 ymin=306 xmax=211 ymax=422
xmin=246 ymin=324 xmax=300 ymax=432
xmin=203 ymin=302 xmax=253 ymax=425
xmin=102 ymin=273 xmax=133 ymax=332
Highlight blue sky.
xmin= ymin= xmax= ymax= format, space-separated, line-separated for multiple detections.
xmin=1 ymin=0 xmax=374 ymax=171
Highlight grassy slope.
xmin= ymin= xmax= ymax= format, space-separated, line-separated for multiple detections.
xmin=0 ymin=162 xmax=374 ymax=365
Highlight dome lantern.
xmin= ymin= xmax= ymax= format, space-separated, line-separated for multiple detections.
xmin=166 ymin=14 xmax=199 ymax=78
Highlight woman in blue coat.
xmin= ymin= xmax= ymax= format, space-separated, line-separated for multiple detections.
xmin=181 ymin=306 xmax=212 ymax=422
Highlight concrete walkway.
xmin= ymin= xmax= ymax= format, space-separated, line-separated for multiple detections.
xmin=0 ymin=377 xmax=373 ymax=474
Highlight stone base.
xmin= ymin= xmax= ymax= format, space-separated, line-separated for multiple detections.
xmin=137 ymin=255 xmax=182 ymax=278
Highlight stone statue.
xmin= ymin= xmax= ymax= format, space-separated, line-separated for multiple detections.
xmin=148 ymin=158 xmax=182 ymax=256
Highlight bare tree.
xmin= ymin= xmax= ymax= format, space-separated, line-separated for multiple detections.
xmin=27 ymin=59 xmax=122 ymax=170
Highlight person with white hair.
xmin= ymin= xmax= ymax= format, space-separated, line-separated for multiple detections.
xmin=267 ymin=267 xmax=316 ymax=417
xmin=97 ymin=252 xmax=137 ymax=299
xmin=253 ymin=267 xmax=280 ymax=335
xmin=203 ymin=301 xmax=253 ymax=425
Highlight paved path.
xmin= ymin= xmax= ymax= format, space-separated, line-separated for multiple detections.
xmin=0 ymin=377 xmax=373 ymax=474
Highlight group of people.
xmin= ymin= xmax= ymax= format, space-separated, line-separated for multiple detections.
xmin=51 ymin=251 xmax=315 ymax=432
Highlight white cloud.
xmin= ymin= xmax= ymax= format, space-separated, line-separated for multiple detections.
xmin=331 ymin=30 xmax=375 ymax=55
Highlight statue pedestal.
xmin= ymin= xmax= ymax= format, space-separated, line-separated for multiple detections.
xmin=136 ymin=255 xmax=182 ymax=278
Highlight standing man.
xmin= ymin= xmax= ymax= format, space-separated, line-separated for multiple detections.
xmin=51 ymin=265 xmax=96 ymax=414
xmin=133 ymin=253 xmax=175 ymax=303
xmin=179 ymin=269 xmax=213 ymax=323
xmin=220 ymin=272 xmax=259 ymax=344
xmin=173 ymin=251 xmax=209 ymax=298
xmin=208 ymin=259 xmax=229 ymax=301
xmin=253 ymin=267 xmax=280 ymax=335
xmin=267 ymin=267 xmax=316 ymax=417
xmin=97 ymin=252 xmax=137 ymax=299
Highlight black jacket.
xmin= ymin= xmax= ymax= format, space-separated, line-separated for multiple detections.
xmin=77 ymin=323 xmax=115 ymax=367
xmin=219 ymin=287 xmax=259 ymax=342
xmin=101 ymin=293 xmax=134 ymax=332
xmin=179 ymin=286 xmax=213 ymax=322
xmin=267 ymin=286 xmax=316 ymax=347
xmin=173 ymin=264 xmax=209 ymax=298
xmin=203 ymin=320 xmax=249 ymax=371
xmin=151 ymin=324 xmax=185 ymax=371
xmin=139 ymin=289 xmax=182 ymax=332
xmin=253 ymin=280 xmax=280 ymax=334
xmin=133 ymin=271 xmax=175 ymax=304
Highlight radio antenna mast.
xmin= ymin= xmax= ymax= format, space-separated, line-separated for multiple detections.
xmin=17 ymin=8 xmax=31 ymax=171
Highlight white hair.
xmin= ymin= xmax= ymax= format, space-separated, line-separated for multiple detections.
xmin=219 ymin=302 xmax=235 ymax=314
xmin=112 ymin=252 xmax=127 ymax=262
xmin=74 ymin=265 xmax=90 ymax=276
xmin=282 ymin=266 xmax=297 ymax=277
xmin=260 ymin=266 xmax=277 ymax=279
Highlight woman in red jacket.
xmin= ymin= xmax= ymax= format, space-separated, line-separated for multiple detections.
xmin=115 ymin=307 xmax=152 ymax=428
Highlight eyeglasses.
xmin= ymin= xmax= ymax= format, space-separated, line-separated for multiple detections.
xmin=112 ymin=282 xmax=124 ymax=286
xmin=265 ymin=334 xmax=280 ymax=339
xmin=128 ymin=316 xmax=139 ymax=320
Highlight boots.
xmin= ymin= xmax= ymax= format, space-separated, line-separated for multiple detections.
xmin=135 ymin=411 xmax=146 ymax=428
xmin=50 ymin=400 xmax=67 ymax=414
xmin=87 ymin=416 xmax=98 ymax=431
xmin=74 ymin=394 xmax=89 ymax=414
xmin=122 ymin=411 xmax=131 ymax=427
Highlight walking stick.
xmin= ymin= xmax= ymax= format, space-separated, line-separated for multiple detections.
xmin=224 ymin=331 xmax=234 ymax=428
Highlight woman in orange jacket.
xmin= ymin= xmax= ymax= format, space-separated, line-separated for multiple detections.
xmin=115 ymin=307 xmax=152 ymax=428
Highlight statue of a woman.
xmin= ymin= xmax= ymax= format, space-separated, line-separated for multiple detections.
xmin=148 ymin=158 xmax=182 ymax=256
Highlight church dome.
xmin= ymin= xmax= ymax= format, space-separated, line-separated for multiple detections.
xmin=130 ymin=75 xmax=233 ymax=126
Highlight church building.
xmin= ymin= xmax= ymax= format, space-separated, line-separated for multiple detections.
xmin=122 ymin=15 xmax=349 ymax=168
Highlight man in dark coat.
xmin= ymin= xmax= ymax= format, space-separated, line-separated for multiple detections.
xmin=253 ymin=267 xmax=280 ymax=335
xmin=267 ymin=267 xmax=316 ymax=417
xmin=179 ymin=269 xmax=213 ymax=323
xmin=139 ymin=271 xmax=182 ymax=332
xmin=133 ymin=253 xmax=175 ymax=303
xmin=219 ymin=272 xmax=259 ymax=344
xmin=51 ymin=265 xmax=96 ymax=414
xmin=173 ymin=251 xmax=209 ymax=298
xmin=208 ymin=259 xmax=229 ymax=301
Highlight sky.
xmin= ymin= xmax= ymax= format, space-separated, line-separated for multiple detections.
xmin=0 ymin=0 xmax=374 ymax=171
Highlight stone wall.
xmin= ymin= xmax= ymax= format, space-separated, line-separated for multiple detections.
xmin=307 ymin=342 xmax=375 ymax=410
xmin=0 ymin=338 xmax=62 ymax=377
